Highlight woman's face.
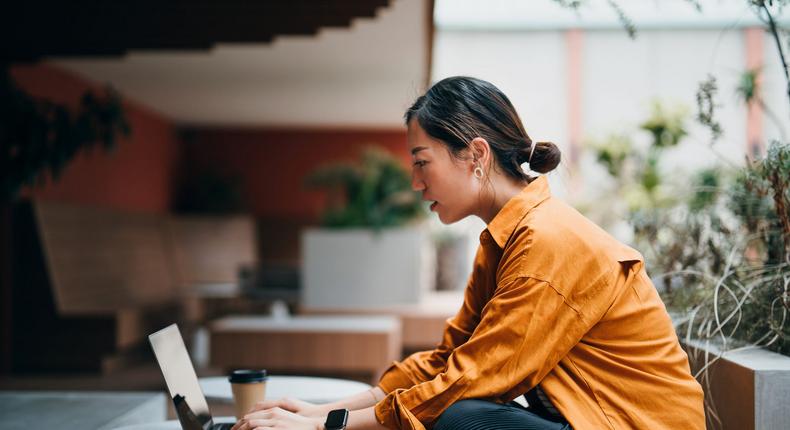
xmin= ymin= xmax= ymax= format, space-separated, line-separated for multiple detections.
xmin=408 ymin=120 xmax=480 ymax=224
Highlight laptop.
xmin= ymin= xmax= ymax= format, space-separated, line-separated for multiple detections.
xmin=149 ymin=324 xmax=235 ymax=430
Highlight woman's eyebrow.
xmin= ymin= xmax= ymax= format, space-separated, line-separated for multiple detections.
xmin=411 ymin=146 xmax=428 ymax=155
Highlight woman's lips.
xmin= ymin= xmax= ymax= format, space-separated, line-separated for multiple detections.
xmin=430 ymin=201 xmax=438 ymax=211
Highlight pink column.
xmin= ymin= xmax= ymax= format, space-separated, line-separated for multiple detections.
xmin=745 ymin=26 xmax=764 ymax=158
xmin=566 ymin=28 xmax=583 ymax=193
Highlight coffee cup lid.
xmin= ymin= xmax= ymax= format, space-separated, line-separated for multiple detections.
xmin=228 ymin=369 xmax=268 ymax=383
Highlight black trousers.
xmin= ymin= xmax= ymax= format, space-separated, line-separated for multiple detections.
xmin=434 ymin=399 xmax=571 ymax=430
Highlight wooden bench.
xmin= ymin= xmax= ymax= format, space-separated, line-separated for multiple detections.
xmin=7 ymin=199 xmax=256 ymax=373
xmin=209 ymin=315 xmax=401 ymax=384
xmin=167 ymin=215 xmax=257 ymax=287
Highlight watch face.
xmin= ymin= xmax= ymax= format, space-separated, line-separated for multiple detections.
xmin=325 ymin=409 xmax=349 ymax=429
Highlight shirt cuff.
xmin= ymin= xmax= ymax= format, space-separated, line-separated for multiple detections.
xmin=378 ymin=361 xmax=418 ymax=393
xmin=374 ymin=389 xmax=425 ymax=430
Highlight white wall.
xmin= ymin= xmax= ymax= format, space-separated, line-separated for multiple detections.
xmin=432 ymin=30 xmax=573 ymax=198
xmin=582 ymin=29 xmax=746 ymax=183
xmin=433 ymin=27 xmax=768 ymax=178
xmin=432 ymin=23 xmax=788 ymax=249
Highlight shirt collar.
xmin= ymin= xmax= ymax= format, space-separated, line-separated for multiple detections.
xmin=485 ymin=175 xmax=552 ymax=248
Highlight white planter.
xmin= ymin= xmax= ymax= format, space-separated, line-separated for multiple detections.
xmin=301 ymin=224 xmax=435 ymax=310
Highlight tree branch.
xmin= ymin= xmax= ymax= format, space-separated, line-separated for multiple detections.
xmin=760 ymin=2 xmax=790 ymax=116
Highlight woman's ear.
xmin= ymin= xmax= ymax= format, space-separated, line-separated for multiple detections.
xmin=469 ymin=137 xmax=492 ymax=169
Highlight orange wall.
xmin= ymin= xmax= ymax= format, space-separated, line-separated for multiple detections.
xmin=9 ymin=64 xmax=181 ymax=214
xmin=182 ymin=128 xmax=409 ymax=220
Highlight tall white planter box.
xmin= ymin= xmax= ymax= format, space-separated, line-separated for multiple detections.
xmin=301 ymin=224 xmax=435 ymax=310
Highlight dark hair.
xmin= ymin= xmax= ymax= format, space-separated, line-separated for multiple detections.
xmin=405 ymin=76 xmax=561 ymax=177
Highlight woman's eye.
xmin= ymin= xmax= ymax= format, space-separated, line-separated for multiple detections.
xmin=413 ymin=160 xmax=427 ymax=167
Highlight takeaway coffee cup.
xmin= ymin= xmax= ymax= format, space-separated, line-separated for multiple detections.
xmin=229 ymin=369 xmax=268 ymax=420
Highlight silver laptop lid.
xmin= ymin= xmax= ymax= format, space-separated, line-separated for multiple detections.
xmin=149 ymin=324 xmax=212 ymax=426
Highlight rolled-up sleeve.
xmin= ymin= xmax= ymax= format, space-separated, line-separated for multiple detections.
xmin=374 ymin=276 xmax=600 ymax=429
xmin=378 ymin=249 xmax=496 ymax=394
xmin=377 ymin=315 xmax=477 ymax=392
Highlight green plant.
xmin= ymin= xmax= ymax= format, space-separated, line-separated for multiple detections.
xmin=305 ymin=147 xmax=424 ymax=229
xmin=736 ymin=68 xmax=788 ymax=142
xmin=731 ymin=143 xmax=790 ymax=262
xmin=637 ymin=143 xmax=790 ymax=356
xmin=584 ymin=81 xmax=789 ymax=362
xmin=589 ymin=100 xmax=689 ymax=214
xmin=0 ymin=67 xmax=131 ymax=201
xmin=592 ymin=133 xmax=631 ymax=178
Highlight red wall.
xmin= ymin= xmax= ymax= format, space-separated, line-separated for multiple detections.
xmin=182 ymin=128 xmax=409 ymax=220
xmin=8 ymin=63 xmax=412 ymax=223
xmin=9 ymin=64 xmax=181 ymax=214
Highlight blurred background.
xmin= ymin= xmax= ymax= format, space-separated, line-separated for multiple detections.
xmin=1 ymin=1 xmax=789 ymax=429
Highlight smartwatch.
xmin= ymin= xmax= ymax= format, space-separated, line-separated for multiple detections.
xmin=324 ymin=408 xmax=349 ymax=430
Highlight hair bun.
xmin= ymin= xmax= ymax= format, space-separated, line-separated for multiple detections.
xmin=528 ymin=141 xmax=561 ymax=174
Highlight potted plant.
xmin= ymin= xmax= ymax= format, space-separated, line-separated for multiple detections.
xmin=300 ymin=147 xmax=433 ymax=310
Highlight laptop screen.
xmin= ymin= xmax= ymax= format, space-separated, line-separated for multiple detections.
xmin=149 ymin=324 xmax=212 ymax=427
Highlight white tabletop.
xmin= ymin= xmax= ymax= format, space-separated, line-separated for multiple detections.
xmin=200 ymin=375 xmax=372 ymax=404
xmin=113 ymin=416 xmax=235 ymax=430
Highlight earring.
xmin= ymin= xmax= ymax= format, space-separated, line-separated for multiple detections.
xmin=474 ymin=166 xmax=484 ymax=179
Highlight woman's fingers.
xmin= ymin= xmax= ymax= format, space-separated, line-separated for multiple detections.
xmin=233 ymin=407 xmax=318 ymax=430
xmin=252 ymin=399 xmax=285 ymax=412
xmin=234 ymin=416 xmax=274 ymax=430
xmin=236 ymin=406 xmax=320 ymax=430
xmin=251 ymin=397 xmax=316 ymax=415
xmin=278 ymin=397 xmax=301 ymax=411
xmin=244 ymin=407 xmax=284 ymax=421
xmin=247 ymin=418 xmax=275 ymax=429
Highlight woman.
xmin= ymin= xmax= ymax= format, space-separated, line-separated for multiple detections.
xmin=232 ymin=77 xmax=705 ymax=430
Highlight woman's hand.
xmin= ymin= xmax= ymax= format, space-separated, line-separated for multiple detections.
xmin=231 ymin=406 xmax=323 ymax=430
xmin=247 ymin=397 xmax=329 ymax=418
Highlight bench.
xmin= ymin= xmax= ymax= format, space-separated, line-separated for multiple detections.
xmin=7 ymin=199 xmax=256 ymax=373
xmin=301 ymin=290 xmax=464 ymax=352
xmin=209 ymin=315 xmax=401 ymax=384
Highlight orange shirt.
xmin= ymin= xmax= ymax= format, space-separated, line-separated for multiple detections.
xmin=373 ymin=176 xmax=705 ymax=429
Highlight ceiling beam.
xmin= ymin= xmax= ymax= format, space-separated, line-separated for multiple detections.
xmin=2 ymin=0 xmax=390 ymax=62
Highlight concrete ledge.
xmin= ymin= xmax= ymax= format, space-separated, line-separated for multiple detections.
xmin=684 ymin=339 xmax=790 ymax=430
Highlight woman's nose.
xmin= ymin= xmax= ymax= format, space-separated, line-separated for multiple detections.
xmin=411 ymin=170 xmax=425 ymax=191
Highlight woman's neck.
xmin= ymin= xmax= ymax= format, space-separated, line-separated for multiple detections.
xmin=477 ymin=175 xmax=529 ymax=224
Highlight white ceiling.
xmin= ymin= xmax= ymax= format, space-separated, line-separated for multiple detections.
xmin=49 ymin=0 xmax=429 ymax=128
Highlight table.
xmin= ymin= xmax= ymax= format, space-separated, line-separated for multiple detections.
xmin=199 ymin=375 xmax=372 ymax=404
xmin=0 ymin=391 xmax=166 ymax=430
xmin=113 ymin=416 xmax=234 ymax=430
xmin=114 ymin=376 xmax=371 ymax=429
